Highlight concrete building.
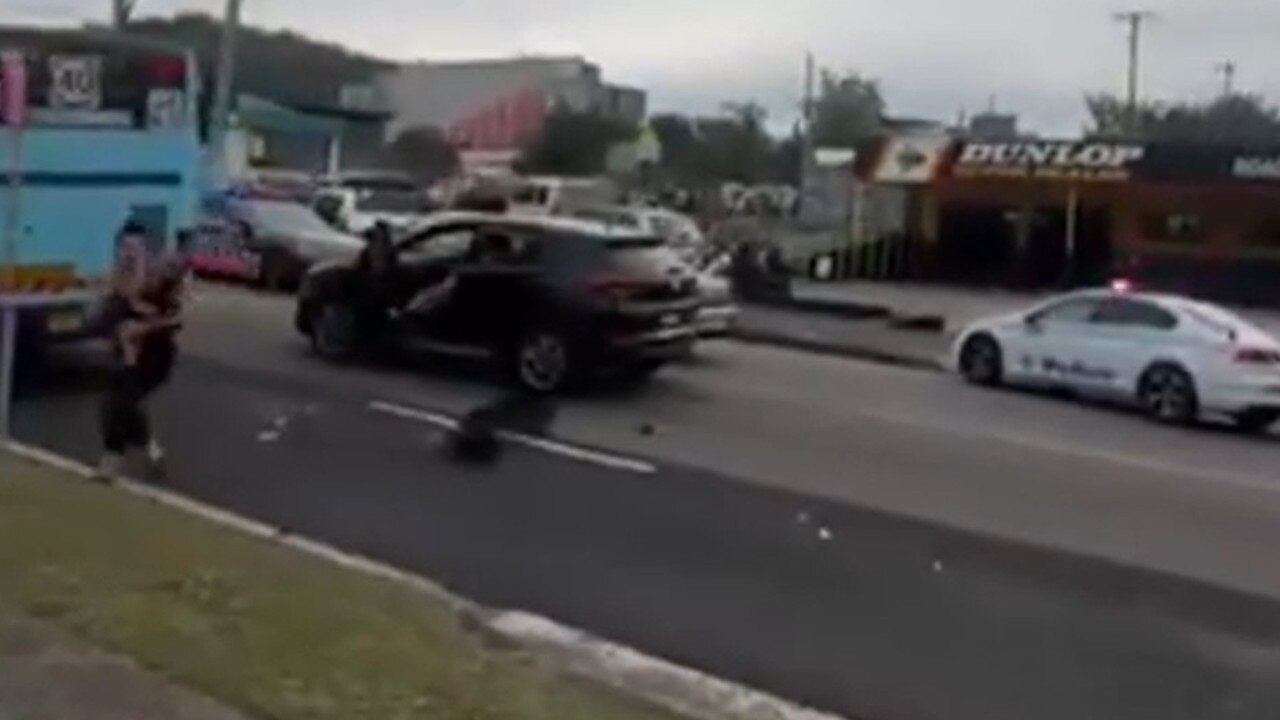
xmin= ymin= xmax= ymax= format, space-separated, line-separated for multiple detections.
xmin=376 ymin=55 xmax=647 ymax=142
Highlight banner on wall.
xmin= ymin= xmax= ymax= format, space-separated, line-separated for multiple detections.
xmin=872 ymin=135 xmax=952 ymax=184
xmin=950 ymin=141 xmax=1145 ymax=182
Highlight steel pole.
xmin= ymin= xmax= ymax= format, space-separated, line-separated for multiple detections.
xmin=209 ymin=0 xmax=244 ymax=184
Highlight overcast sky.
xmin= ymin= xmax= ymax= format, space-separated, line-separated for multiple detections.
xmin=11 ymin=0 xmax=1280 ymax=135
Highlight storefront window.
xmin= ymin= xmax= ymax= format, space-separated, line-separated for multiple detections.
xmin=1141 ymin=212 xmax=1204 ymax=245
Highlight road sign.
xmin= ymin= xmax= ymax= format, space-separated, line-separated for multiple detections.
xmin=1 ymin=50 xmax=25 ymax=126
xmin=48 ymin=55 xmax=102 ymax=111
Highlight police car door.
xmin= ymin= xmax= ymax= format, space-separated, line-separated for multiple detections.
xmin=1013 ymin=296 xmax=1103 ymax=387
xmin=1085 ymin=297 xmax=1180 ymax=396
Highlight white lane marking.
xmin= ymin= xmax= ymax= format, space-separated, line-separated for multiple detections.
xmin=855 ymin=407 xmax=1280 ymax=495
xmin=5 ymin=440 xmax=837 ymax=720
xmin=367 ymin=400 xmax=657 ymax=474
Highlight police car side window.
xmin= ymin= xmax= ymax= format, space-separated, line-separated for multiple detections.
xmin=1034 ymin=298 xmax=1099 ymax=323
xmin=1092 ymin=299 xmax=1178 ymax=330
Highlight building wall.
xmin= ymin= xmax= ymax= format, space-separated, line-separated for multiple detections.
xmin=377 ymin=56 xmax=645 ymax=141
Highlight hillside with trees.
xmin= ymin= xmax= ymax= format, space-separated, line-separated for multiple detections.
xmin=122 ymin=12 xmax=391 ymax=107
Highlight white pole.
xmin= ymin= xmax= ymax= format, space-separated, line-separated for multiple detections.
xmin=209 ymin=0 xmax=244 ymax=185
xmin=1064 ymin=183 xmax=1079 ymax=287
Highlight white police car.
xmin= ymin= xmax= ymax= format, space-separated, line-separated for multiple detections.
xmin=952 ymin=285 xmax=1280 ymax=432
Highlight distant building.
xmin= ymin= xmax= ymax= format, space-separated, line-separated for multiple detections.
xmin=965 ymin=111 xmax=1020 ymax=140
xmin=376 ymin=56 xmax=647 ymax=150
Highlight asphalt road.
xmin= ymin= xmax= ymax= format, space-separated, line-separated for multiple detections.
xmin=11 ymin=282 xmax=1280 ymax=720
xmin=175 ymin=284 xmax=1280 ymax=599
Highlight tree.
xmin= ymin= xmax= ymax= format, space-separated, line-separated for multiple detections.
xmin=518 ymin=109 xmax=635 ymax=176
xmin=382 ymin=126 xmax=458 ymax=183
xmin=1086 ymin=92 xmax=1280 ymax=143
xmin=810 ymin=70 xmax=884 ymax=149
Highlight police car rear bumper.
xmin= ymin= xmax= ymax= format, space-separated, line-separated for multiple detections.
xmin=1199 ymin=376 xmax=1280 ymax=414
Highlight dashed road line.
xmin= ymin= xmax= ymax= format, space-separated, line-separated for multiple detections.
xmin=367 ymin=399 xmax=658 ymax=474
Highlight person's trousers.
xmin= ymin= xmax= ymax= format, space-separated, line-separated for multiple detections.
xmin=100 ymin=370 xmax=150 ymax=454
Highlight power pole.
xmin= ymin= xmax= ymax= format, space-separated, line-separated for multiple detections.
xmin=1215 ymin=60 xmax=1236 ymax=97
xmin=799 ymin=52 xmax=816 ymax=213
xmin=1113 ymin=10 xmax=1154 ymax=137
xmin=111 ymin=0 xmax=135 ymax=28
xmin=209 ymin=0 xmax=244 ymax=183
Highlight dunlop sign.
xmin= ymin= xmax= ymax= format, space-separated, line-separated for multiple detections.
xmin=953 ymin=141 xmax=1145 ymax=182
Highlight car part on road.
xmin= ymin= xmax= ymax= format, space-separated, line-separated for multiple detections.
xmin=1232 ymin=408 xmax=1280 ymax=434
xmin=959 ymin=334 xmax=1003 ymax=386
xmin=1138 ymin=363 xmax=1199 ymax=425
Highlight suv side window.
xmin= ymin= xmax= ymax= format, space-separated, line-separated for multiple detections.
xmin=397 ymin=228 xmax=476 ymax=266
xmin=468 ymin=228 xmax=542 ymax=267
xmin=1032 ymin=297 xmax=1100 ymax=324
xmin=1092 ymin=298 xmax=1178 ymax=329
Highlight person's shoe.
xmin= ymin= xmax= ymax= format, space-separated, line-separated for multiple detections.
xmin=94 ymin=453 xmax=124 ymax=484
xmin=145 ymin=439 xmax=168 ymax=482
xmin=146 ymin=439 xmax=165 ymax=464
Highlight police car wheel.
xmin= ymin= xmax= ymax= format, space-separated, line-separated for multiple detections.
xmin=1138 ymin=363 xmax=1198 ymax=425
xmin=310 ymin=303 xmax=357 ymax=362
xmin=1232 ymin=409 xmax=1280 ymax=434
xmin=959 ymin=334 xmax=1002 ymax=386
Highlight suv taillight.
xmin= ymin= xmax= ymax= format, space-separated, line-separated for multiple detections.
xmin=1233 ymin=347 xmax=1280 ymax=364
xmin=587 ymin=273 xmax=649 ymax=302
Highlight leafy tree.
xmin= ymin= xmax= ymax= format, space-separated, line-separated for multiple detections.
xmin=517 ymin=108 xmax=635 ymax=176
xmin=810 ymin=70 xmax=884 ymax=149
xmin=382 ymin=126 xmax=459 ymax=183
xmin=1086 ymin=92 xmax=1280 ymax=143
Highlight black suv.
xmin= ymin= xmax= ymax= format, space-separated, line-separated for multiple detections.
xmin=294 ymin=212 xmax=701 ymax=392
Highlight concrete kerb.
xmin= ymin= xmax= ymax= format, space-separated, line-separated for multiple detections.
xmin=1 ymin=439 xmax=849 ymax=720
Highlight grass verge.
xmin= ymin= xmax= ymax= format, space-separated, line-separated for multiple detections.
xmin=0 ymin=452 xmax=684 ymax=720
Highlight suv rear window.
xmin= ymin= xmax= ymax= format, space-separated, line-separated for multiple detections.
xmin=544 ymin=233 xmax=675 ymax=275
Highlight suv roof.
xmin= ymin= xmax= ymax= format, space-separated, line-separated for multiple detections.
xmin=408 ymin=211 xmax=654 ymax=240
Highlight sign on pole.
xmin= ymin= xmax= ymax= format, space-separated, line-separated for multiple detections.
xmin=1 ymin=50 xmax=26 ymax=127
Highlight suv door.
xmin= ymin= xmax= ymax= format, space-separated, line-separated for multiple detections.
xmin=391 ymin=226 xmax=477 ymax=341
xmin=436 ymin=226 xmax=544 ymax=349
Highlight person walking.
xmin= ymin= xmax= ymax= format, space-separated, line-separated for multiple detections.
xmin=97 ymin=240 xmax=186 ymax=481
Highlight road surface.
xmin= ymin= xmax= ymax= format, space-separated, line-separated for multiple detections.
xmin=11 ymin=282 xmax=1280 ymax=720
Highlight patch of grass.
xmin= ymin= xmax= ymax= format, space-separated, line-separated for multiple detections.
xmin=0 ymin=453 xmax=684 ymax=720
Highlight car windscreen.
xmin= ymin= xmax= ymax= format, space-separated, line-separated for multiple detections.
xmin=244 ymin=200 xmax=343 ymax=237
xmin=354 ymin=191 xmax=428 ymax=214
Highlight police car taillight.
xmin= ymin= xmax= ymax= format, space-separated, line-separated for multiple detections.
xmin=1233 ymin=348 xmax=1280 ymax=364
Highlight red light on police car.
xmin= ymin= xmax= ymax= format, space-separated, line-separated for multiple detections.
xmin=1109 ymin=277 xmax=1134 ymax=293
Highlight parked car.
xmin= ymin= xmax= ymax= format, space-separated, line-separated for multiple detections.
xmin=313 ymin=171 xmax=435 ymax=235
xmin=952 ymin=286 xmax=1280 ymax=432
xmin=295 ymin=212 xmax=701 ymax=392
xmin=191 ymin=188 xmax=365 ymax=290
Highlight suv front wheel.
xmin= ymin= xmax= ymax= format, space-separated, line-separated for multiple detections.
xmin=514 ymin=328 xmax=577 ymax=393
xmin=309 ymin=302 xmax=358 ymax=362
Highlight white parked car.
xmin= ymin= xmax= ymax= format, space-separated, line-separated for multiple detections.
xmin=951 ymin=287 xmax=1280 ymax=432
